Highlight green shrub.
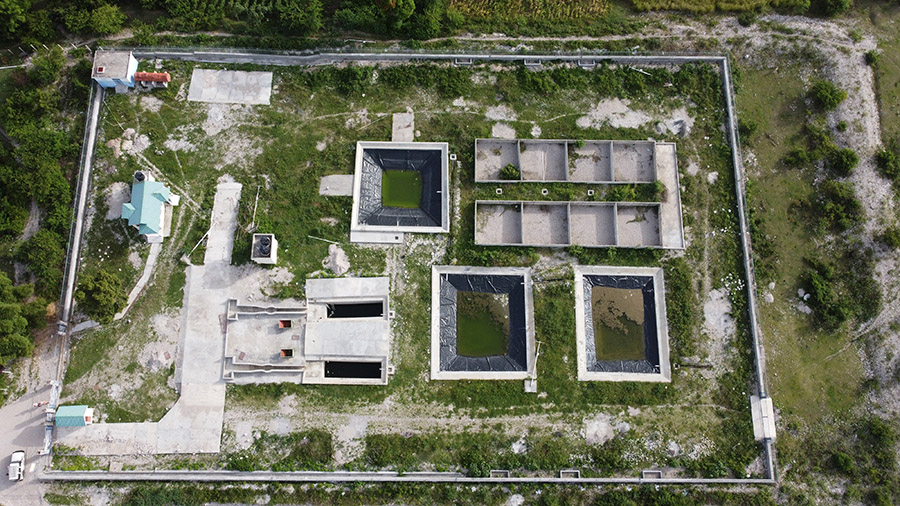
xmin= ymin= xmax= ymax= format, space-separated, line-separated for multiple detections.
xmin=832 ymin=451 xmax=856 ymax=475
xmin=738 ymin=117 xmax=758 ymax=139
xmin=875 ymin=147 xmax=900 ymax=182
xmin=825 ymin=147 xmax=858 ymax=177
xmin=836 ymin=120 xmax=848 ymax=132
xmin=817 ymin=179 xmax=861 ymax=231
xmin=803 ymin=259 xmax=852 ymax=329
xmin=882 ymin=227 xmax=900 ymax=249
xmin=783 ymin=146 xmax=810 ymax=168
xmin=819 ymin=0 xmax=851 ymax=16
xmin=810 ymin=80 xmax=847 ymax=111
xmin=865 ymin=50 xmax=881 ymax=67
xmin=499 ymin=163 xmax=520 ymax=180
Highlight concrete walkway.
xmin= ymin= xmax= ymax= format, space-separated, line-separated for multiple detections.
xmin=114 ymin=242 xmax=162 ymax=321
xmin=56 ymin=181 xmax=242 ymax=455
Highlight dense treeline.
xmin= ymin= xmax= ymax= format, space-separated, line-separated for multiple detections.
xmin=0 ymin=0 xmax=874 ymax=47
xmin=0 ymin=47 xmax=91 ymax=302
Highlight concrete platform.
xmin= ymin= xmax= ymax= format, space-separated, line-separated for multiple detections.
xmin=391 ymin=112 xmax=415 ymax=142
xmin=319 ymin=175 xmax=354 ymax=196
xmin=188 ymin=69 xmax=273 ymax=105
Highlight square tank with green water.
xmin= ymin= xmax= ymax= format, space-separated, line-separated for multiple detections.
xmin=574 ymin=266 xmax=671 ymax=383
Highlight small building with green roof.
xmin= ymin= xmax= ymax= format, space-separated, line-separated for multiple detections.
xmin=121 ymin=171 xmax=180 ymax=243
xmin=55 ymin=405 xmax=94 ymax=427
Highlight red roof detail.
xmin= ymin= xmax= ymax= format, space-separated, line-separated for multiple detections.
xmin=134 ymin=72 xmax=171 ymax=83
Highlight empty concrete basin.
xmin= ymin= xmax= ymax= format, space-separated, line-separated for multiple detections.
xmin=520 ymin=141 xmax=567 ymax=181
xmin=616 ymin=205 xmax=661 ymax=247
xmin=522 ymin=203 xmax=569 ymax=245
xmin=569 ymin=204 xmax=616 ymax=246
xmin=475 ymin=203 xmax=523 ymax=245
xmin=475 ymin=140 xmax=519 ymax=181
xmin=568 ymin=141 xmax=612 ymax=182
xmin=613 ymin=142 xmax=655 ymax=182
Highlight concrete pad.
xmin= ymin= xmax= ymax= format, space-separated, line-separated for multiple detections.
xmin=522 ymin=203 xmax=569 ymax=246
xmin=350 ymin=230 xmax=403 ymax=244
xmin=616 ymin=205 xmax=661 ymax=247
xmin=319 ymin=175 xmax=354 ymax=196
xmin=655 ymin=143 xmax=685 ymax=249
xmin=204 ymin=182 xmax=242 ymax=264
xmin=188 ymin=69 xmax=273 ymax=105
xmin=475 ymin=202 xmax=522 ymax=245
xmin=391 ymin=112 xmax=415 ymax=142
xmin=56 ymin=181 xmax=242 ymax=455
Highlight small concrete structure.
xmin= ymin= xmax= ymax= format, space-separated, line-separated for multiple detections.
xmin=751 ymin=395 xmax=777 ymax=441
xmin=475 ymin=201 xmax=677 ymax=249
xmin=121 ymin=172 xmax=180 ymax=243
xmin=92 ymin=51 xmax=138 ymax=92
xmin=54 ymin=405 xmax=94 ymax=427
xmin=475 ymin=139 xmax=663 ymax=183
xmin=350 ymin=141 xmax=449 ymax=243
xmin=250 ymin=233 xmax=278 ymax=265
xmin=430 ymin=266 xmax=536 ymax=383
xmin=223 ymin=277 xmax=392 ymax=385
xmin=574 ymin=266 xmax=671 ymax=382
xmin=187 ymin=69 xmax=273 ymax=105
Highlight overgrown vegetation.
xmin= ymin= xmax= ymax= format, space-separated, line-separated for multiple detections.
xmin=0 ymin=47 xmax=89 ymax=296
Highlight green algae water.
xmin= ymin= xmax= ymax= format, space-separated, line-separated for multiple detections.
xmin=456 ymin=292 xmax=509 ymax=357
xmin=591 ymin=287 xmax=646 ymax=361
xmin=382 ymin=170 xmax=422 ymax=208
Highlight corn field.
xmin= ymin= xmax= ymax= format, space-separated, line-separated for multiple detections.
xmin=447 ymin=0 xmax=610 ymax=20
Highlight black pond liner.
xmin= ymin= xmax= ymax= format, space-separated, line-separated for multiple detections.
xmin=439 ymin=274 xmax=528 ymax=372
xmin=358 ymin=148 xmax=444 ymax=228
xmin=583 ymin=275 xmax=661 ymax=374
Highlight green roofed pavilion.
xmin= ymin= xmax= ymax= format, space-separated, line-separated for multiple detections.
xmin=121 ymin=174 xmax=179 ymax=243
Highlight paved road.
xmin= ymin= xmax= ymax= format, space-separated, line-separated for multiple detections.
xmin=0 ymin=387 xmax=53 ymax=505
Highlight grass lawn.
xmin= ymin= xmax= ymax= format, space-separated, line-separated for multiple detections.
xmin=736 ymin=63 xmax=864 ymax=424
xmin=381 ymin=169 xmax=422 ymax=208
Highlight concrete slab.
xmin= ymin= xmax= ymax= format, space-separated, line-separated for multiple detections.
xmin=655 ymin=143 xmax=685 ymax=249
xmin=188 ymin=69 xmax=273 ymax=105
xmin=350 ymin=230 xmax=403 ymax=244
xmin=319 ymin=175 xmax=354 ymax=196
xmin=391 ymin=112 xmax=415 ymax=142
